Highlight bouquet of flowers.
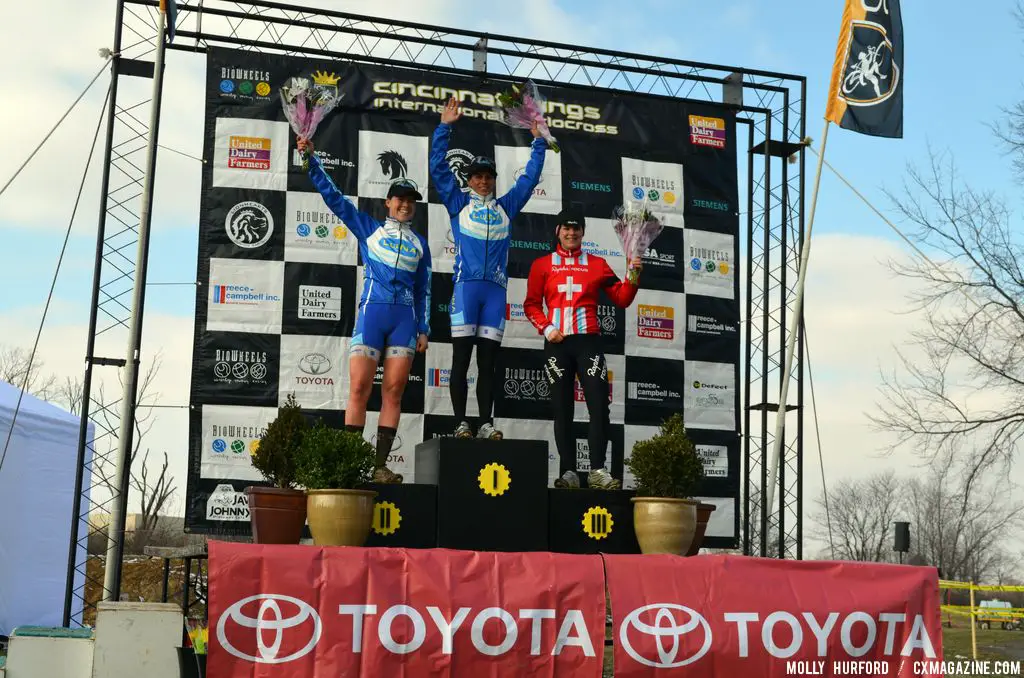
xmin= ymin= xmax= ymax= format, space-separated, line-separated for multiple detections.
xmin=494 ymin=79 xmax=560 ymax=152
xmin=280 ymin=71 xmax=343 ymax=169
xmin=613 ymin=201 xmax=664 ymax=284
xmin=185 ymin=618 xmax=208 ymax=655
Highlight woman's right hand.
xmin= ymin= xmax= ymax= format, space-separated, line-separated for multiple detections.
xmin=441 ymin=96 xmax=462 ymax=125
xmin=548 ymin=329 xmax=564 ymax=343
xmin=297 ymin=136 xmax=313 ymax=154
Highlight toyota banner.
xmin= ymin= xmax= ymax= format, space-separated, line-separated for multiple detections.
xmin=208 ymin=542 xmax=943 ymax=677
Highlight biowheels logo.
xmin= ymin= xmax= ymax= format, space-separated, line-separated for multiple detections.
xmin=217 ymin=594 xmax=323 ymax=663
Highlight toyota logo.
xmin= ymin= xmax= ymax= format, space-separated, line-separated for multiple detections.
xmin=619 ymin=604 xmax=712 ymax=668
xmin=216 ymin=594 xmax=322 ymax=664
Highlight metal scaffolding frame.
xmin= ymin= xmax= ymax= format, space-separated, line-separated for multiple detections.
xmin=64 ymin=0 xmax=807 ymax=625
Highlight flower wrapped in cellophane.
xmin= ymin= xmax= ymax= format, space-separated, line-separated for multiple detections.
xmin=494 ymin=79 xmax=560 ymax=152
xmin=185 ymin=618 xmax=208 ymax=655
xmin=613 ymin=201 xmax=664 ymax=284
xmin=280 ymin=70 xmax=343 ymax=169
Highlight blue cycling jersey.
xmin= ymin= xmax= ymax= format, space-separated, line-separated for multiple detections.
xmin=429 ymin=123 xmax=546 ymax=288
xmin=307 ymin=154 xmax=432 ymax=336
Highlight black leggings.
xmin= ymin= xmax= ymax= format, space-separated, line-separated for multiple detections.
xmin=450 ymin=337 xmax=499 ymax=425
xmin=542 ymin=334 xmax=610 ymax=475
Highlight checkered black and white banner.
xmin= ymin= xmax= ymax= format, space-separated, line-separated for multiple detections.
xmin=187 ymin=47 xmax=742 ymax=547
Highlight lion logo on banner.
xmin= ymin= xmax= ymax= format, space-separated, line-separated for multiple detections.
xmin=377 ymin=150 xmax=409 ymax=180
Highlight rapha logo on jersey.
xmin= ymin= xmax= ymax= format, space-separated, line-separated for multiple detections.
xmin=225 ymin=201 xmax=273 ymax=249
xmin=446 ymin=148 xmax=474 ymax=191
xmin=206 ymin=484 xmax=249 ymax=521
xmin=298 ymin=285 xmax=341 ymax=321
xmin=217 ymin=595 xmax=323 ymax=664
xmin=619 ymin=604 xmax=712 ymax=669
xmin=839 ymin=19 xmax=899 ymax=107
xmin=213 ymin=349 xmax=269 ymax=385
xmin=377 ymin=150 xmax=408 ymax=181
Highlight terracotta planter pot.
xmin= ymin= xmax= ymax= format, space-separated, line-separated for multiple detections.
xmin=245 ymin=486 xmax=307 ymax=544
xmin=685 ymin=502 xmax=718 ymax=556
xmin=306 ymin=489 xmax=378 ymax=546
xmin=631 ymin=497 xmax=699 ymax=555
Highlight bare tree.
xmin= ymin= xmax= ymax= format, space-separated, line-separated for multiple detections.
xmin=869 ymin=151 xmax=1024 ymax=483
xmin=810 ymin=470 xmax=902 ymax=562
xmin=903 ymin=461 xmax=1024 ymax=583
xmin=0 ymin=345 xmax=56 ymax=400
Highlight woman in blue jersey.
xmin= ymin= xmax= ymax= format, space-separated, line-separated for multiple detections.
xmin=298 ymin=136 xmax=431 ymax=484
xmin=430 ymin=97 xmax=547 ymax=440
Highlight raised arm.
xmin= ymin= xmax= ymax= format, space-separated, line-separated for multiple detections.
xmin=306 ymin=152 xmax=376 ymax=240
xmin=414 ymin=236 xmax=433 ymax=338
xmin=600 ymin=257 xmax=639 ymax=308
xmin=430 ymin=100 xmax=469 ymax=217
xmin=497 ymin=133 xmax=547 ymax=219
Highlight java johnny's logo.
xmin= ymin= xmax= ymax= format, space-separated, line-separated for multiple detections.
xmin=837 ymin=14 xmax=900 ymax=107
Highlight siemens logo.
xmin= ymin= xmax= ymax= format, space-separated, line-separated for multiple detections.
xmin=511 ymin=240 xmax=549 ymax=251
xmin=692 ymin=198 xmax=730 ymax=212
xmin=571 ymin=181 xmax=612 ymax=193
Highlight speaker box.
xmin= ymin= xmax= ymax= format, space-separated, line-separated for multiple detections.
xmin=364 ymin=483 xmax=438 ymax=549
xmin=548 ymin=488 xmax=640 ymax=554
xmin=894 ymin=521 xmax=910 ymax=552
xmin=415 ymin=438 xmax=549 ymax=552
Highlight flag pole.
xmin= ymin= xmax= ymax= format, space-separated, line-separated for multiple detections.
xmin=101 ymin=3 xmax=168 ymax=602
xmin=763 ymin=118 xmax=831 ymax=548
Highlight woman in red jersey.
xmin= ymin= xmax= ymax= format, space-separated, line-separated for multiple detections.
xmin=523 ymin=207 xmax=642 ymax=490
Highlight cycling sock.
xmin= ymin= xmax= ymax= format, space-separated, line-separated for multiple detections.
xmin=450 ymin=337 xmax=474 ymax=422
xmin=345 ymin=424 xmax=364 ymax=435
xmin=475 ymin=338 xmax=500 ymax=426
xmin=375 ymin=426 xmax=397 ymax=467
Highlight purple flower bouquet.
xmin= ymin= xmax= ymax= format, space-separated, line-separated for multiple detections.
xmin=613 ymin=201 xmax=664 ymax=284
xmin=280 ymin=71 xmax=343 ymax=169
xmin=494 ymin=79 xmax=560 ymax=153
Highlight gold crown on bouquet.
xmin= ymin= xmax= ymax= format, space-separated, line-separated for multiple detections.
xmin=312 ymin=70 xmax=341 ymax=86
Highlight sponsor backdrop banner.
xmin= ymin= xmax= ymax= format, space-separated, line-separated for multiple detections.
xmin=606 ymin=554 xmax=942 ymax=677
xmin=208 ymin=543 xmax=943 ymax=677
xmin=208 ymin=542 xmax=605 ymax=677
xmin=188 ymin=47 xmax=741 ymax=545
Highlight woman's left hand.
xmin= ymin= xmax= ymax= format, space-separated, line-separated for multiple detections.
xmin=629 ymin=256 xmax=643 ymax=272
xmin=416 ymin=334 xmax=429 ymax=353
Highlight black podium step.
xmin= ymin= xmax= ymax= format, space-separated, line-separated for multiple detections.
xmin=364 ymin=483 xmax=438 ymax=549
xmin=414 ymin=438 xmax=549 ymax=552
xmin=547 ymin=488 xmax=640 ymax=554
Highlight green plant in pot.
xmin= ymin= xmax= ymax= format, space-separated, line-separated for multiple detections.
xmin=624 ymin=413 xmax=710 ymax=555
xmin=294 ymin=422 xmax=378 ymax=546
xmin=246 ymin=394 xmax=309 ymax=544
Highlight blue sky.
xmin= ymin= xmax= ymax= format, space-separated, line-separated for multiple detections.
xmin=2 ymin=0 xmax=1021 ymax=319
xmin=2 ymin=0 xmax=1023 ymax=530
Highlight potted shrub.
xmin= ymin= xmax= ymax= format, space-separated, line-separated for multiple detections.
xmin=294 ymin=422 xmax=378 ymax=546
xmin=625 ymin=413 xmax=709 ymax=555
xmin=246 ymin=394 xmax=309 ymax=544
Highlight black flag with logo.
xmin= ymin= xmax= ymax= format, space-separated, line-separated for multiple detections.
xmin=825 ymin=0 xmax=904 ymax=138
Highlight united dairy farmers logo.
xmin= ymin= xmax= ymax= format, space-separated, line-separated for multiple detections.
xmin=689 ymin=115 xmax=726 ymax=149
xmin=637 ymin=304 xmax=674 ymax=340
xmin=228 ymin=136 xmax=271 ymax=171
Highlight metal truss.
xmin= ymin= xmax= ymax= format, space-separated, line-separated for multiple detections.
xmin=66 ymin=0 xmax=808 ymax=622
